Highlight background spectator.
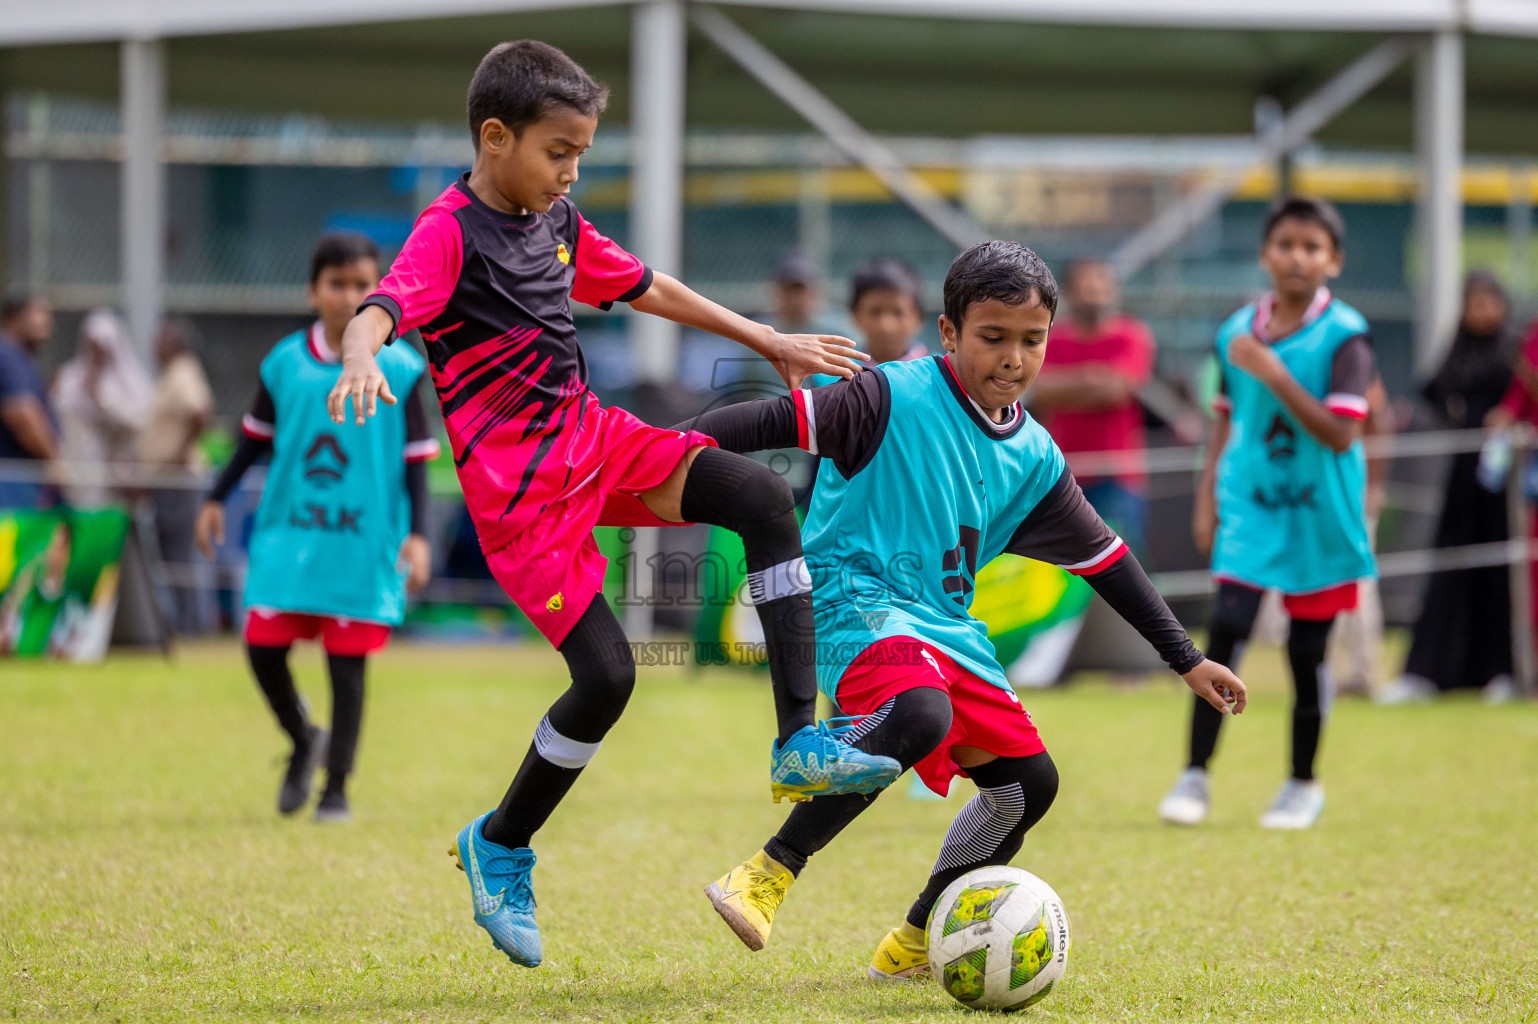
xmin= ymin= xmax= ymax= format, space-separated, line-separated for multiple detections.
xmin=1381 ymin=271 xmax=1518 ymax=702
xmin=0 ymin=295 xmax=58 ymax=508
xmin=51 ymin=309 xmax=152 ymax=507
xmin=767 ymin=251 xmax=848 ymax=339
xmin=1028 ymin=258 xmax=1156 ymax=554
xmin=848 ymin=259 xmax=929 ymax=364
xmin=138 ymin=317 xmax=215 ymax=635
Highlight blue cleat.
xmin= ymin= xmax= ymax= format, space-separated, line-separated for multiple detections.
xmin=769 ymin=718 xmax=902 ymax=803
xmin=450 ymin=812 xmax=542 ymax=967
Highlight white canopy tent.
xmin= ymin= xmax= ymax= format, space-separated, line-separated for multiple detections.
xmin=2 ymin=0 xmax=1533 ymax=372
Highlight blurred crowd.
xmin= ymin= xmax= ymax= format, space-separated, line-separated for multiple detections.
xmin=3 ymin=256 xmax=1537 ymax=698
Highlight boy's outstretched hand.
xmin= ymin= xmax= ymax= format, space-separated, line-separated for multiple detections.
xmin=1182 ymin=658 xmax=1247 ymax=715
xmin=328 ymin=349 xmax=395 ymax=425
xmin=767 ymin=331 xmax=870 ymax=388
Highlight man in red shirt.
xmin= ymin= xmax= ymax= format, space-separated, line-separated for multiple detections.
xmin=1029 ymin=258 xmax=1155 ymax=554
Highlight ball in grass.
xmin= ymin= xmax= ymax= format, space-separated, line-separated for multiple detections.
xmin=928 ymin=866 xmax=1070 ymax=1013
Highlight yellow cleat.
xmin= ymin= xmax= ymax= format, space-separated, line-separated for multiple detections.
xmin=703 ymin=849 xmax=795 ymax=951
xmin=868 ymin=920 xmax=931 ymax=981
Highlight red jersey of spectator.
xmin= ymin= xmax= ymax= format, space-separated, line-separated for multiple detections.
xmin=1034 ymin=314 xmax=1155 ymax=487
xmin=1496 ymin=318 xmax=1538 ymax=423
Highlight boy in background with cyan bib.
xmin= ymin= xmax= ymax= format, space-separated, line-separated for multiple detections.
xmin=197 ymin=233 xmax=438 ymax=823
xmin=1160 ymin=198 xmax=1377 ymax=831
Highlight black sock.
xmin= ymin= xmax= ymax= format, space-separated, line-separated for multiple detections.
xmin=1286 ymin=617 xmax=1333 ymax=782
xmin=681 ymin=446 xmax=817 ymax=743
xmin=905 ymin=752 xmax=1059 ymax=929
xmin=324 ymin=653 xmax=365 ymax=796
xmin=1189 ymin=582 xmax=1262 ymax=770
xmin=481 ymin=599 xmax=635 ymax=850
xmin=764 ymin=686 xmax=952 ymax=876
xmin=248 ymin=644 xmax=310 ymax=749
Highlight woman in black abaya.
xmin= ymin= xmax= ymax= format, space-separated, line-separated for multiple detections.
xmin=1385 ymin=272 xmax=1518 ymax=700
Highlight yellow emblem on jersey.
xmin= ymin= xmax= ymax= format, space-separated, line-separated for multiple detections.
xmin=556 ymin=244 xmax=571 ymax=266
xmin=546 ymin=592 xmax=564 ymax=612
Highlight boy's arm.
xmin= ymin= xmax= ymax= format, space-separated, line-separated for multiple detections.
xmin=1004 ymin=471 xmax=1247 ymax=713
xmin=1227 ymin=333 xmax=1371 ymax=453
xmin=563 ymin=208 xmax=867 ymax=387
xmin=197 ymin=385 xmax=275 ymax=558
xmin=631 ymin=272 xmax=867 ymax=387
xmin=673 ymin=371 xmax=887 ymax=477
xmin=1193 ymin=408 xmax=1229 ymax=558
xmin=331 ymin=209 xmax=462 ymax=425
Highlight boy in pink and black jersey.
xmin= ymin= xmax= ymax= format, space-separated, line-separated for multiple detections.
xmin=328 ymin=40 xmax=899 ymax=968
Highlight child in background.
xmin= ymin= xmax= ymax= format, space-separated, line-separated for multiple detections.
xmin=804 ymin=259 xmax=928 ymax=390
xmin=1160 ymin=197 xmax=1377 ymax=831
xmin=196 ymin=233 xmax=437 ymax=824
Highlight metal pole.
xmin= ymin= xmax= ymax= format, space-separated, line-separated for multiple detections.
xmin=626 ymin=0 xmax=687 ymax=641
xmin=26 ymin=96 xmax=50 ymax=300
xmin=1509 ymin=163 xmax=1532 ymax=300
xmin=1111 ymin=35 xmax=1417 ymax=281
xmin=630 ymin=0 xmax=686 ymax=385
xmin=1508 ymin=427 xmax=1536 ymax=697
xmin=1414 ymin=29 xmax=1464 ymax=379
xmin=121 ymin=37 xmax=166 ymax=362
xmin=692 ymin=3 xmax=987 ymax=251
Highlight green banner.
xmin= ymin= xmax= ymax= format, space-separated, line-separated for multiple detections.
xmin=0 ymin=508 xmax=129 ymax=661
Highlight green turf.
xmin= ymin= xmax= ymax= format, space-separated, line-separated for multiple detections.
xmin=2 ymin=638 xmax=1535 ymax=1022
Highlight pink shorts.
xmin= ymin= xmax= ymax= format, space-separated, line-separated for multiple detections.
xmin=482 ymin=399 xmax=717 ymax=646
xmin=244 ymin=609 xmax=392 ymax=656
xmin=835 ymin=636 xmax=1046 ymax=797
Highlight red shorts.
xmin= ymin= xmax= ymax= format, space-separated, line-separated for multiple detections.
xmin=244 ymin=609 xmax=392 ymax=656
xmin=481 ymin=399 xmax=717 ymax=646
xmin=1216 ymin=578 xmax=1360 ymax=621
xmin=835 ymin=636 xmax=1046 ymax=798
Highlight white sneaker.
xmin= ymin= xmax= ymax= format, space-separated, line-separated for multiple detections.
xmin=1373 ymin=674 xmax=1436 ymax=705
xmin=1259 ymin=779 xmax=1324 ymax=829
xmin=1482 ymin=675 xmax=1517 ymax=704
xmin=1158 ymin=767 xmax=1210 ymax=826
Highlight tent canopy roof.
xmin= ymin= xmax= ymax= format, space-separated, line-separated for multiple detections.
xmin=5 ymin=2 xmax=1538 ymax=153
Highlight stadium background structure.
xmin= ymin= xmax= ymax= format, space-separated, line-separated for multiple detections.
xmin=4 ymin=0 xmax=1538 ymax=648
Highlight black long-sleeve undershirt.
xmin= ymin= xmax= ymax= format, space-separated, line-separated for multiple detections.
xmin=680 ymin=375 xmax=1205 ymax=677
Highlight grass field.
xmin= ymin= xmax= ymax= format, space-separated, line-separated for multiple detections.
xmin=2 ymin=637 xmax=1536 ymax=1023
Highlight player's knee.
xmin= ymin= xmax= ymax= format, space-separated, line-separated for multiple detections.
xmin=582 ymin=653 xmax=636 ymax=709
xmin=681 ymin=447 xmax=796 ymax=532
xmin=889 ymin=686 xmax=953 ymax=761
xmin=1027 ymin=752 xmax=1061 ymax=813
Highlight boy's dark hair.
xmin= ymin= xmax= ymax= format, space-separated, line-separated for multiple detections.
xmin=467 ymin=40 xmax=609 ymax=145
xmin=942 ymin=241 xmax=1058 ymax=328
xmin=849 ymin=259 xmax=924 ymax=312
xmin=1263 ymin=197 xmax=1346 ymax=250
xmin=309 ymin=232 xmax=380 ymax=284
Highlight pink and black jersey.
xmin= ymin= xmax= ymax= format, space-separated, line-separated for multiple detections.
xmin=361 ymin=176 xmax=655 ymax=549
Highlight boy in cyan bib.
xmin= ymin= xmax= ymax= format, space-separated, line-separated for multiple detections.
xmin=196 ymin=234 xmax=438 ymax=824
xmin=1159 ymin=198 xmax=1377 ymax=831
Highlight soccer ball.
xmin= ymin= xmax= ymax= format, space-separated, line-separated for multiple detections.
xmin=927 ymin=866 xmax=1071 ymax=1013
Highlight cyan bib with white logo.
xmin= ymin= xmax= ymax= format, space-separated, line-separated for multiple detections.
xmin=243 ymin=332 xmax=427 ymax=624
xmin=1211 ymin=300 xmax=1375 ymax=594
xmin=804 ymin=357 xmax=1066 ymax=698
